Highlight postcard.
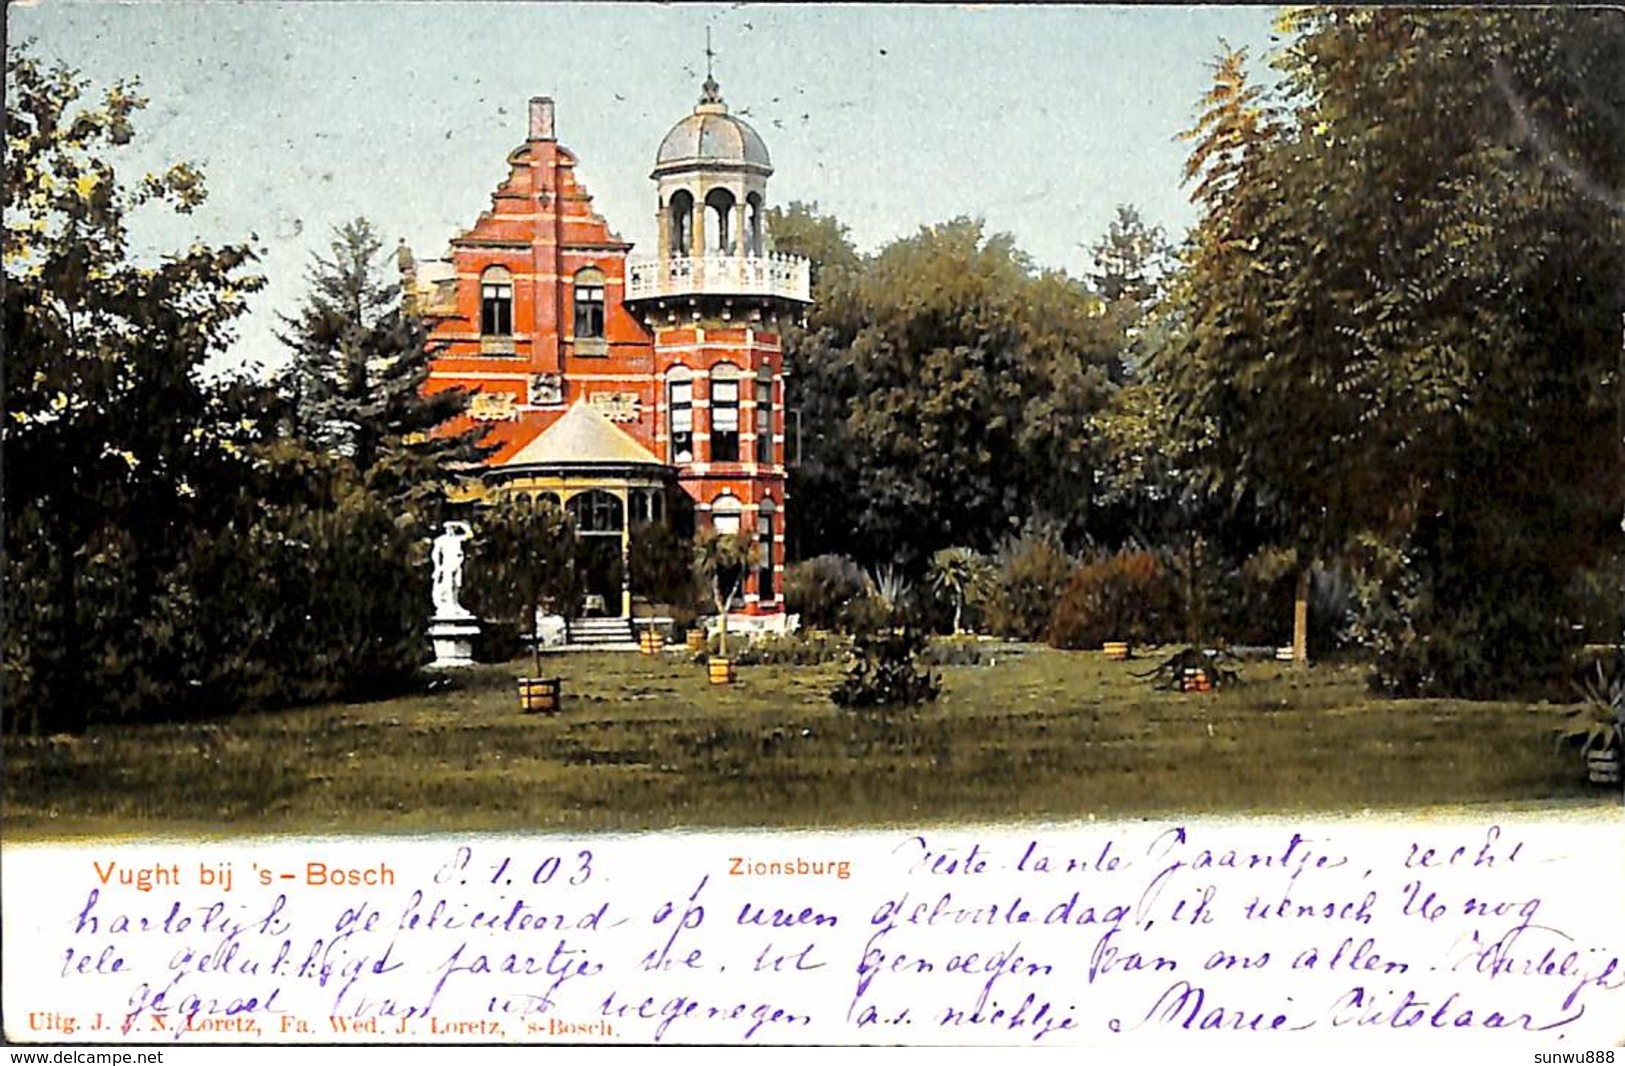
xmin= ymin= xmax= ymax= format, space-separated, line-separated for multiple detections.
xmin=4 ymin=1 xmax=1622 ymax=1051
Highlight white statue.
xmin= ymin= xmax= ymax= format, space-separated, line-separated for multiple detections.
xmin=431 ymin=521 xmax=474 ymax=619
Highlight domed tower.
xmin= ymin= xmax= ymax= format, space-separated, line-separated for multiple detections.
xmin=626 ymin=72 xmax=809 ymax=627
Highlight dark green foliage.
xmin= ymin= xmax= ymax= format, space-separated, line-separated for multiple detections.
xmin=1215 ymin=547 xmax=1301 ymax=648
xmin=837 ymin=565 xmax=921 ymax=636
xmin=1047 ymin=549 xmax=1182 ymax=650
xmin=975 ymin=534 xmax=1075 ymax=641
xmin=1350 ymin=522 xmax=1579 ymax=699
xmin=831 ymin=628 xmax=942 ymax=709
xmin=464 ymin=495 xmax=578 ymax=677
xmin=785 ymin=554 xmax=871 ymax=631
xmin=3 ymin=55 xmax=445 ymax=733
xmin=1565 ymin=557 xmax=1624 ymax=647
xmin=277 ymin=217 xmax=487 ymax=512
xmin=630 ymin=521 xmax=697 ymax=609
xmin=135 ymin=482 xmax=431 ymax=714
xmin=773 ymin=206 xmax=1121 ymax=567
xmin=8 ymin=439 xmax=432 ymax=725
xmin=1162 ymin=12 xmax=1624 ymax=695
xmin=475 ymin=622 xmax=525 ymax=665
xmin=4 ymin=51 xmax=265 ymax=733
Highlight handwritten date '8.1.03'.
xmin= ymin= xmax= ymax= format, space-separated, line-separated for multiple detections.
xmin=4 ymin=821 xmax=1623 ymax=1046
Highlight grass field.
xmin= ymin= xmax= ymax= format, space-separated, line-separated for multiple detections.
xmin=2 ymin=645 xmax=1608 ymax=839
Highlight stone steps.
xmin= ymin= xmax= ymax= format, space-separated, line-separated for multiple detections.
xmin=568 ymin=618 xmax=635 ymax=645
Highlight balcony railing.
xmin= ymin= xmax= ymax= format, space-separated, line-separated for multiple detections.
xmin=625 ymin=254 xmax=811 ymax=304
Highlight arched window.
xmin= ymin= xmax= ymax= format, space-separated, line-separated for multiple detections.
xmin=668 ymin=191 xmax=694 ymax=257
xmin=712 ymin=493 xmax=745 ymax=603
xmin=757 ymin=498 xmax=776 ymax=601
xmin=754 ymin=370 xmax=773 ymax=465
xmin=666 ymin=366 xmax=694 ymax=464
xmin=711 ymin=493 xmax=742 ymax=536
xmin=746 ymin=193 xmax=764 ymax=256
xmin=480 ymin=266 xmax=513 ymax=336
xmin=625 ymin=489 xmax=665 ymax=526
xmin=573 ymin=266 xmax=606 ymax=346
xmin=710 ymin=363 xmax=741 ymax=463
xmin=566 ymin=490 xmax=623 ymax=534
xmin=705 ymin=188 xmax=735 ymax=254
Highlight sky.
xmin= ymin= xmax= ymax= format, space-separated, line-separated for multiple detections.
xmin=9 ymin=2 xmax=1283 ymax=372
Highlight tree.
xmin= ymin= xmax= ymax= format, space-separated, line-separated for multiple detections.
xmin=766 ymin=201 xmax=863 ymax=291
xmin=277 ymin=217 xmax=485 ymax=511
xmin=767 ymin=202 xmax=867 ymax=559
xmin=927 ymin=547 xmax=988 ymax=635
xmin=1088 ymin=204 xmax=1177 ymax=351
xmin=693 ymin=531 xmax=760 ymax=658
xmin=1161 ymin=13 xmax=1625 ymax=693
xmin=780 ymin=216 xmax=1122 ymax=567
xmin=4 ymin=50 xmax=264 ymax=733
xmin=465 ymin=495 xmax=578 ymax=678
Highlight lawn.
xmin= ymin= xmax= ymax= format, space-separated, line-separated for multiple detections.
xmin=1 ymin=645 xmax=1607 ymax=839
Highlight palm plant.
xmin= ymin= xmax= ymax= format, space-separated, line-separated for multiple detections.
xmin=1560 ymin=656 xmax=1625 ymax=754
xmin=927 ymin=546 xmax=986 ymax=635
xmin=693 ymin=531 xmax=760 ymax=658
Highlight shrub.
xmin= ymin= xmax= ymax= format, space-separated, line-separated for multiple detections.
xmin=4 ymin=437 xmax=439 ymax=731
xmin=1350 ymin=528 xmax=1578 ymax=699
xmin=1567 ymin=558 xmax=1624 ymax=646
xmin=1047 ymin=548 xmax=1182 ymax=649
xmin=977 ymin=534 xmax=1075 ymax=641
xmin=1231 ymin=547 xmax=1300 ymax=642
xmin=920 ymin=635 xmax=992 ymax=667
xmin=840 ymin=565 xmax=925 ymax=635
xmin=731 ymin=631 xmax=851 ymax=666
xmin=785 ymin=554 xmax=870 ymax=631
xmin=831 ymin=627 xmax=941 ymax=708
xmin=93 ymin=490 xmax=432 ymax=720
xmin=631 ymin=522 xmax=698 ymax=609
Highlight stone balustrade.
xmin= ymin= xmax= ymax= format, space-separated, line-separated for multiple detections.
xmin=625 ymin=253 xmax=811 ymax=303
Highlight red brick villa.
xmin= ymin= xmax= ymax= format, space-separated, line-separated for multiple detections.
xmin=404 ymin=77 xmax=810 ymax=641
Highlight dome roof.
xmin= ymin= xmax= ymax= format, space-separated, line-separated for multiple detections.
xmin=654 ymin=80 xmax=772 ymax=176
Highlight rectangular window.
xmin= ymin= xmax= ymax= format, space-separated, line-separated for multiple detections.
xmin=757 ymin=512 xmax=775 ymax=601
xmin=669 ymin=381 xmax=694 ymax=464
xmin=755 ymin=377 xmax=773 ymax=465
xmin=574 ymin=285 xmax=605 ymax=339
xmin=711 ymin=380 xmax=740 ymax=462
xmin=481 ymin=283 xmax=512 ymax=336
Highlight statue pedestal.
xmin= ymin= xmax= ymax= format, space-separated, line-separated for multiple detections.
xmin=428 ymin=614 xmax=480 ymax=669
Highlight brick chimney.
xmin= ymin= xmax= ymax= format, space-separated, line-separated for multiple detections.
xmin=529 ymin=96 xmax=556 ymax=142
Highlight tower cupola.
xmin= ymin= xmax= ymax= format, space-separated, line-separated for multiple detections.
xmin=653 ymin=80 xmax=774 ymax=180
xmin=627 ymin=67 xmax=808 ymax=310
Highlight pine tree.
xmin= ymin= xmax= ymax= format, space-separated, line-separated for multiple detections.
xmin=277 ymin=218 xmax=485 ymax=508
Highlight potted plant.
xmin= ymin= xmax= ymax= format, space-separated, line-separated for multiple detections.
xmin=466 ymin=495 xmax=577 ymax=713
xmin=1559 ymin=658 xmax=1623 ymax=786
xmin=693 ymin=530 xmax=759 ymax=685
xmin=637 ymin=622 xmax=666 ymax=655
